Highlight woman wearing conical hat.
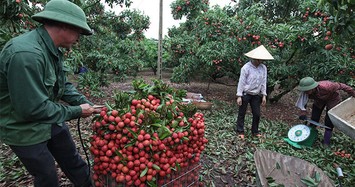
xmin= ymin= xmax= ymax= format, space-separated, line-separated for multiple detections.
xmin=235 ymin=45 xmax=274 ymax=140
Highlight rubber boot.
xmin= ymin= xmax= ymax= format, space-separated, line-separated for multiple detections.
xmin=323 ymin=129 xmax=332 ymax=147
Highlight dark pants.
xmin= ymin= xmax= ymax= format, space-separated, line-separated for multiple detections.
xmin=10 ymin=123 xmax=92 ymax=187
xmin=311 ymin=104 xmax=334 ymax=145
xmin=310 ymin=104 xmax=334 ymax=129
xmin=236 ymin=94 xmax=262 ymax=134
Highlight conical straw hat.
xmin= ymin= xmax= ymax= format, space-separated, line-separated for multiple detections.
xmin=244 ymin=45 xmax=274 ymax=60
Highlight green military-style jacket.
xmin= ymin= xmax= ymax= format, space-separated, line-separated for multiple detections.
xmin=0 ymin=26 xmax=92 ymax=146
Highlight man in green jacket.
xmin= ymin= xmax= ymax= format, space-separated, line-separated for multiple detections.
xmin=0 ymin=0 xmax=100 ymax=186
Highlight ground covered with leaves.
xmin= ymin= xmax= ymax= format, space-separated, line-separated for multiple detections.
xmin=0 ymin=71 xmax=354 ymax=187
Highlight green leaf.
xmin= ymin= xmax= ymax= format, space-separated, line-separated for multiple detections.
xmin=151 ymin=123 xmax=162 ymax=128
xmin=140 ymin=167 xmax=148 ymax=177
xmin=276 ymin=162 xmax=281 ymax=169
xmin=266 ymin=176 xmax=275 ymax=183
xmin=125 ymin=127 xmax=138 ymax=138
xmin=315 ymin=171 xmax=321 ymax=182
xmin=301 ymin=176 xmax=318 ymax=187
xmin=114 ymin=149 xmax=124 ymax=159
xmin=152 ymin=164 xmax=161 ymax=171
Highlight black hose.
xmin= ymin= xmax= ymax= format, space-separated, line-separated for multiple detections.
xmin=77 ymin=117 xmax=91 ymax=176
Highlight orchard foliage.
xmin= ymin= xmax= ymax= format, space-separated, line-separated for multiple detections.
xmin=168 ymin=0 xmax=354 ymax=102
xmin=70 ymin=1 xmax=151 ymax=77
xmin=0 ymin=0 xmax=131 ymax=46
xmin=0 ymin=0 xmax=162 ymax=97
xmin=0 ymin=0 xmax=151 ymax=71
xmin=0 ymin=0 xmax=39 ymax=46
xmin=171 ymin=0 xmax=209 ymax=20
xmin=317 ymin=0 xmax=355 ymax=40
xmin=70 ymin=1 xmax=154 ymax=97
xmin=1 ymin=0 xmax=354 ymax=102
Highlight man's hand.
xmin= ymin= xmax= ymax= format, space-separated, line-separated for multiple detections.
xmin=80 ymin=103 xmax=95 ymax=118
xmin=237 ymin=97 xmax=242 ymax=106
xmin=93 ymin=105 xmax=104 ymax=109
xmin=299 ymin=115 xmax=308 ymax=120
xmin=92 ymin=105 xmax=104 ymax=114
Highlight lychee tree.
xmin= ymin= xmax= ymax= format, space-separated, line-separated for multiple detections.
xmin=0 ymin=0 xmax=133 ymax=47
xmin=0 ymin=0 xmax=154 ymax=98
xmin=167 ymin=0 xmax=354 ymax=102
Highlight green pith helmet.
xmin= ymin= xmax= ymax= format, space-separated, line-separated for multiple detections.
xmin=32 ymin=0 xmax=92 ymax=35
xmin=298 ymin=77 xmax=319 ymax=91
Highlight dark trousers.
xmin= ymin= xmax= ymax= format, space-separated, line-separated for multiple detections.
xmin=236 ymin=94 xmax=262 ymax=134
xmin=311 ymin=104 xmax=334 ymax=145
xmin=10 ymin=123 xmax=91 ymax=187
xmin=310 ymin=104 xmax=334 ymax=129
